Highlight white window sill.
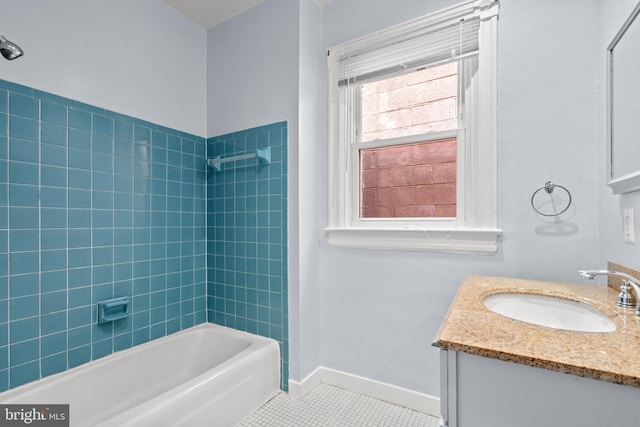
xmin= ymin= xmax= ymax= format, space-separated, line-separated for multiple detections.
xmin=325 ymin=227 xmax=502 ymax=254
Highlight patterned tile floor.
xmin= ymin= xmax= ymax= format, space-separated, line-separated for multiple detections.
xmin=237 ymin=383 xmax=441 ymax=426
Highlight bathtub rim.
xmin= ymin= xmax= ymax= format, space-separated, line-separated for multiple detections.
xmin=0 ymin=322 xmax=281 ymax=402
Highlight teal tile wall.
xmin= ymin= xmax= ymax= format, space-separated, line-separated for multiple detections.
xmin=206 ymin=122 xmax=289 ymax=390
xmin=0 ymin=80 xmax=207 ymax=391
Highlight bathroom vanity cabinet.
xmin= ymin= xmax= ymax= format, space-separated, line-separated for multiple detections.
xmin=435 ymin=275 xmax=640 ymax=427
xmin=440 ymin=349 xmax=640 ymax=427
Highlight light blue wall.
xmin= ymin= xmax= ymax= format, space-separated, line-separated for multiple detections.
xmin=315 ymin=0 xmax=602 ymax=397
xmin=206 ymin=121 xmax=289 ymax=390
xmin=206 ymin=0 xmax=302 ymax=390
xmin=206 ymin=0 xmax=299 ymax=138
xmin=0 ymin=0 xmax=207 ymax=136
xmin=597 ymin=0 xmax=640 ymax=269
xmin=0 ymin=81 xmax=207 ymax=391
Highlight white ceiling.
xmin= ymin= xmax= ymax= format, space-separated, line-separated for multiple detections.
xmin=163 ymin=0 xmax=335 ymax=29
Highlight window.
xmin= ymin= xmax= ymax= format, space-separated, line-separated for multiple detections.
xmin=359 ymin=63 xmax=458 ymax=219
xmin=326 ymin=0 xmax=501 ymax=254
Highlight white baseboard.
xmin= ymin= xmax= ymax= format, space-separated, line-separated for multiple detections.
xmin=288 ymin=367 xmax=440 ymax=417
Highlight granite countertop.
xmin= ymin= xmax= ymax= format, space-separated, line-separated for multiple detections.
xmin=434 ymin=275 xmax=640 ymax=387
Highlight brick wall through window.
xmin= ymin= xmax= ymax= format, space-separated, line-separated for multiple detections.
xmin=360 ymin=139 xmax=456 ymax=218
xmin=359 ymin=63 xmax=458 ymax=218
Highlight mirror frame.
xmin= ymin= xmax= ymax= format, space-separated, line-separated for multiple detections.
xmin=607 ymin=1 xmax=640 ymax=194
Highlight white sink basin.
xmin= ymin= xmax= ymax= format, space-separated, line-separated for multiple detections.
xmin=483 ymin=293 xmax=616 ymax=332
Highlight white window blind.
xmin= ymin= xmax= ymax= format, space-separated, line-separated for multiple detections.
xmin=326 ymin=0 xmax=502 ymax=254
xmin=334 ymin=3 xmax=481 ymax=86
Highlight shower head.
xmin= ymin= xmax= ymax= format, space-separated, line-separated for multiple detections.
xmin=0 ymin=35 xmax=23 ymax=61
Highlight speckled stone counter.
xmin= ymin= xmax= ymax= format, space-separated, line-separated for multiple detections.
xmin=434 ymin=275 xmax=640 ymax=387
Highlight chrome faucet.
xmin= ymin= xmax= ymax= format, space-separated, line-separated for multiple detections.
xmin=579 ymin=269 xmax=640 ymax=316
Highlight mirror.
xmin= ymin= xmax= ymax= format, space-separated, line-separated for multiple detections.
xmin=608 ymin=1 xmax=640 ymax=193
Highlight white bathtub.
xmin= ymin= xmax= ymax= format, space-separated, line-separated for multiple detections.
xmin=0 ymin=323 xmax=281 ymax=427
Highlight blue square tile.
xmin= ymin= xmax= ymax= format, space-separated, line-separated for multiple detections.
xmin=93 ymin=171 xmax=113 ymax=191
xmin=68 ymin=189 xmax=90 ymax=209
xmin=68 ymin=228 xmax=90 ymax=249
xmin=114 ymin=122 xmax=132 ymax=141
xmin=68 ymin=169 xmax=91 ymax=189
xmin=114 ymin=174 xmax=133 ymax=194
xmin=41 ymin=165 xmax=67 ymax=188
xmin=0 ymin=114 xmax=7 ymax=138
xmin=66 ymin=209 xmax=88 ymax=228
xmin=9 ymin=315 xmax=39 ymax=340
xmin=68 ymin=128 xmax=90 ymax=149
xmin=132 ymin=327 xmax=149 ymax=346
xmin=9 ymin=116 xmax=38 ymax=141
xmin=114 ymin=262 xmax=132 ymax=281
xmin=9 ymin=93 xmax=38 ymax=119
xmin=134 ymin=125 xmax=151 ymax=145
xmin=92 ymin=210 xmax=113 ymax=228
xmin=41 ymin=229 xmax=66 ymax=250
xmin=9 ymin=229 xmax=38 ymax=252
xmin=0 ymin=369 xmax=6 ymax=393
xmin=152 ymin=131 xmax=167 ymax=149
xmin=92 ymin=152 xmax=113 ymax=173
xmin=92 ymin=245 xmax=112 ymax=264
xmin=41 ymin=143 xmax=67 ymax=167
xmin=41 ymin=101 xmax=67 ymax=125
xmin=67 ymin=345 xmax=90 ymax=369
xmin=0 ymin=278 xmax=6 ymax=300
xmin=150 ymin=323 xmax=165 ymax=340
xmin=40 ymin=187 xmax=66 ymax=208
xmin=93 ymin=115 xmax=113 ymax=136
xmin=115 ymin=137 xmax=132 ymax=157
xmin=41 ymin=208 xmax=66 ymax=229
xmin=68 ymin=267 xmax=90 ymax=289
xmin=0 ymin=336 xmax=5 ymax=361
xmin=113 ymin=280 xmax=132 ymax=298
xmin=9 ymin=273 xmax=40 ymax=298
xmin=91 ymin=229 xmax=113 ymax=247
xmin=9 ymin=251 xmax=39 ymax=274
xmin=68 ymin=147 xmax=91 ymax=170
xmin=133 ymin=260 xmax=150 ymax=279
xmin=93 ymin=133 xmax=113 ymax=154
xmin=67 ymin=326 xmax=90 ymax=349
xmin=9 ymin=161 xmax=38 ymax=185
xmin=92 ymin=339 xmax=112 ymax=360
xmin=41 ymin=352 xmax=67 ymax=377
xmin=92 ymin=266 xmax=113 ymax=286
xmin=113 ymin=333 xmax=132 ymax=352
xmin=68 ymin=287 xmax=90 ymax=309
xmin=114 ymin=228 xmax=132 ymax=246
xmin=41 ymin=270 xmax=67 ymax=293
xmin=41 ymin=291 xmax=67 ymax=315
xmin=41 ymin=122 xmax=66 ymax=146
xmin=115 ymin=156 xmax=132 ymax=176
xmin=93 ymin=191 xmax=113 ymax=210
xmin=168 ymin=135 xmax=181 ymax=152
xmin=67 ymin=307 xmax=91 ymax=329
xmin=68 ymin=248 xmax=91 ymax=268
xmin=41 ymin=249 xmax=67 ymax=272
xmin=68 ymin=109 xmax=91 ymax=131
xmin=114 ymin=210 xmax=132 ymax=228
xmin=0 ymin=90 xmax=6 ymax=113
xmin=9 ymin=184 xmax=38 ymax=207
xmin=40 ymin=311 xmax=66 ymax=335
xmin=9 ymin=360 xmax=39 ymax=388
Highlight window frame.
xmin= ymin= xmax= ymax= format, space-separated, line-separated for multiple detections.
xmin=326 ymin=0 xmax=501 ymax=254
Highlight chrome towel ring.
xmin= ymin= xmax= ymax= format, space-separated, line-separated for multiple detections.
xmin=530 ymin=181 xmax=572 ymax=216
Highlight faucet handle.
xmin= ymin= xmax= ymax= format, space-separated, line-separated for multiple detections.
xmin=616 ymin=280 xmax=636 ymax=308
